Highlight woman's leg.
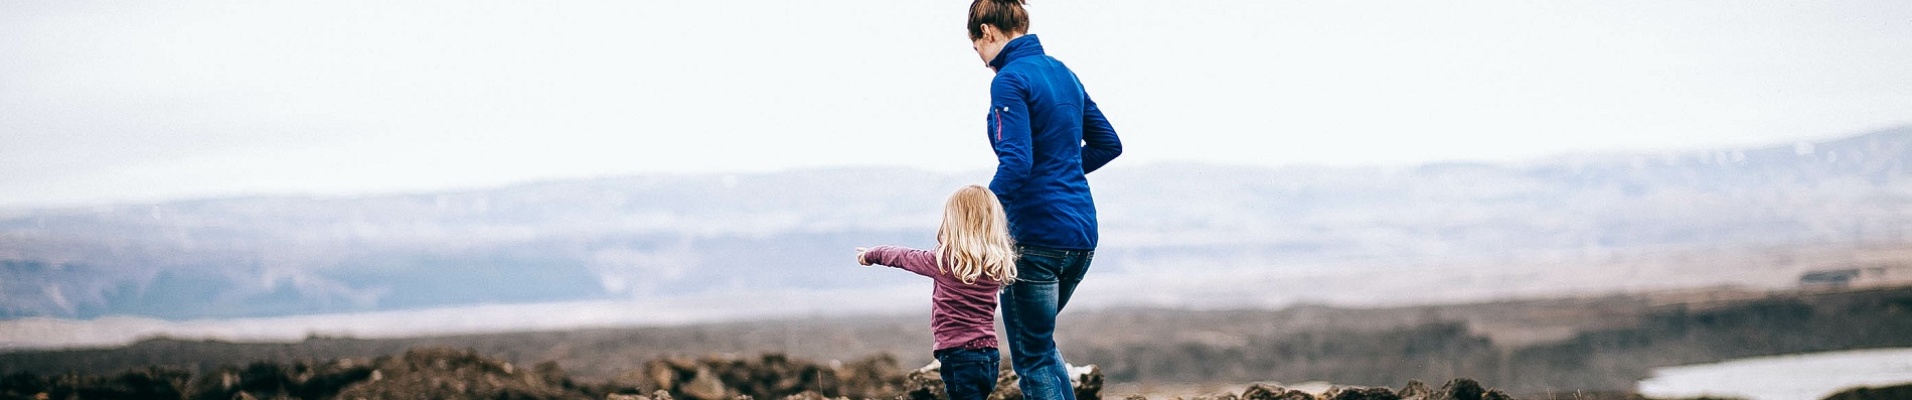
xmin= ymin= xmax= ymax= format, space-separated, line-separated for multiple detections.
xmin=1000 ymin=245 xmax=1082 ymax=400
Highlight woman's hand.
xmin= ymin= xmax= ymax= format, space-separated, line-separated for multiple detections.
xmin=855 ymin=247 xmax=873 ymax=266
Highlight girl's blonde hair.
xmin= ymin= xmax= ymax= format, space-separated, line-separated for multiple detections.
xmin=935 ymin=185 xmax=1018 ymax=285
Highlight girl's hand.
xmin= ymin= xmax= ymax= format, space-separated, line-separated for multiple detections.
xmin=855 ymin=247 xmax=873 ymax=266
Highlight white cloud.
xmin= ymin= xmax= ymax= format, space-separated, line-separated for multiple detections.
xmin=3 ymin=0 xmax=1910 ymax=207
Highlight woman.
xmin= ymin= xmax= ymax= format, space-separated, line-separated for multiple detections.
xmin=967 ymin=1 xmax=1122 ymax=400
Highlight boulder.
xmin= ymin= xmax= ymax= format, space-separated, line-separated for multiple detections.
xmin=1821 ymin=383 xmax=1912 ymax=400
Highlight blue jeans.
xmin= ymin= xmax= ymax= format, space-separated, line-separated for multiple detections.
xmin=935 ymin=347 xmax=1001 ymax=400
xmin=999 ymin=245 xmax=1093 ymax=400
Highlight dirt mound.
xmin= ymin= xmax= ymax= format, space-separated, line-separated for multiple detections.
xmin=1 ymin=366 xmax=192 ymax=400
xmin=0 ymin=347 xmax=604 ymax=400
xmin=0 ymin=358 xmax=379 ymax=400
xmin=185 ymin=356 xmax=379 ymax=400
xmin=0 ymin=359 xmax=384 ymax=400
xmin=637 ymin=353 xmax=899 ymax=400
xmin=334 ymin=347 xmax=597 ymax=400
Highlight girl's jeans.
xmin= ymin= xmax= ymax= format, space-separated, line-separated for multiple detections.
xmin=1000 ymin=245 xmax=1093 ymax=400
xmin=935 ymin=347 xmax=1001 ymax=400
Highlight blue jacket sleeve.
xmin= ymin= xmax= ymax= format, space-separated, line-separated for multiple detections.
xmin=988 ymin=74 xmax=1034 ymax=197
xmin=1081 ymin=92 xmax=1122 ymax=174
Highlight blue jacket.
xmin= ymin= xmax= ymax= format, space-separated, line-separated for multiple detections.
xmin=986 ymin=35 xmax=1122 ymax=250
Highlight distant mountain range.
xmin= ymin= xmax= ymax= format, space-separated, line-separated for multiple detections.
xmin=3 ymin=126 xmax=1909 ymax=320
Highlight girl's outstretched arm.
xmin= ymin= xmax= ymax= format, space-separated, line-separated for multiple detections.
xmin=860 ymin=245 xmax=941 ymax=279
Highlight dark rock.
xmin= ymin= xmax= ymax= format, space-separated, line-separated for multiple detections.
xmin=1240 ymin=384 xmax=1286 ymax=400
xmin=682 ymin=366 xmax=731 ymax=400
xmin=779 ymin=390 xmax=850 ymax=400
xmin=1241 ymin=383 xmax=1314 ymax=400
xmin=36 ymin=367 xmax=191 ymax=400
xmin=0 ymin=372 xmax=48 ymax=399
xmin=1073 ymin=365 xmax=1104 ymax=400
xmin=837 ymin=354 xmax=907 ymax=400
xmin=1330 ymin=387 xmax=1400 ymax=400
xmin=114 ymin=368 xmax=194 ymax=399
xmin=1395 ymin=381 xmax=1431 ymax=400
xmin=612 ymin=389 xmax=681 ymax=400
xmin=1431 ymin=379 xmax=1511 ymax=400
xmin=1822 ymin=383 xmax=1912 ymax=400
xmin=989 ymin=364 xmax=1021 ymax=400
xmin=1523 ymin=391 xmax=1642 ymax=400
xmin=1435 ymin=379 xmax=1483 ymax=400
xmin=903 ymin=363 xmax=944 ymax=400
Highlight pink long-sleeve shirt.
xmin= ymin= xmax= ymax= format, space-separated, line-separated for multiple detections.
xmin=863 ymin=245 xmax=1002 ymax=351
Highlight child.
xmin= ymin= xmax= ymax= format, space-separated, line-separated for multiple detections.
xmin=856 ymin=184 xmax=1018 ymax=400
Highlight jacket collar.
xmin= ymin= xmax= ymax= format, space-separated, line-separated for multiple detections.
xmin=988 ymin=34 xmax=1043 ymax=71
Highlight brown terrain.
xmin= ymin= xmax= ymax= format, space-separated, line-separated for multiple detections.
xmin=4 ymin=345 xmax=1909 ymax=400
xmin=0 ymin=344 xmax=1524 ymax=400
xmin=4 ymin=283 xmax=1911 ymax=400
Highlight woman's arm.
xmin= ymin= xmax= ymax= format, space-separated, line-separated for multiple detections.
xmin=1081 ymin=92 xmax=1122 ymax=174
xmin=988 ymin=74 xmax=1035 ymax=197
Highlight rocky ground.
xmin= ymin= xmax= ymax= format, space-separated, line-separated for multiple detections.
xmin=6 ymin=286 xmax=1912 ymax=399
xmin=11 ymin=285 xmax=1912 ymax=395
xmin=0 ymin=346 xmax=1523 ymax=400
xmin=5 ymin=346 xmax=1910 ymax=400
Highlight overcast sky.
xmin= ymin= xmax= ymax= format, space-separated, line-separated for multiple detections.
xmin=3 ymin=0 xmax=1910 ymax=208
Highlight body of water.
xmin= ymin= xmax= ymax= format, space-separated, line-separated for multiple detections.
xmin=1637 ymin=347 xmax=1912 ymax=400
xmin=0 ymin=285 xmax=924 ymax=350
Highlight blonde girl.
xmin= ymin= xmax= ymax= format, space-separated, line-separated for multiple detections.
xmin=855 ymin=184 xmax=1016 ymax=400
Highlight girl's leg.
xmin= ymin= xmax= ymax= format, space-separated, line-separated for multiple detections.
xmin=935 ymin=348 xmax=1002 ymax=400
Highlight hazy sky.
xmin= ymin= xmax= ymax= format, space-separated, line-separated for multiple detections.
xmin=4 ymin=0 xmax=1910 ymax=208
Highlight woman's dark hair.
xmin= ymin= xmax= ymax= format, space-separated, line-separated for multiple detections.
xmin=967 ymin=0 xmax=1029 ymax=41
